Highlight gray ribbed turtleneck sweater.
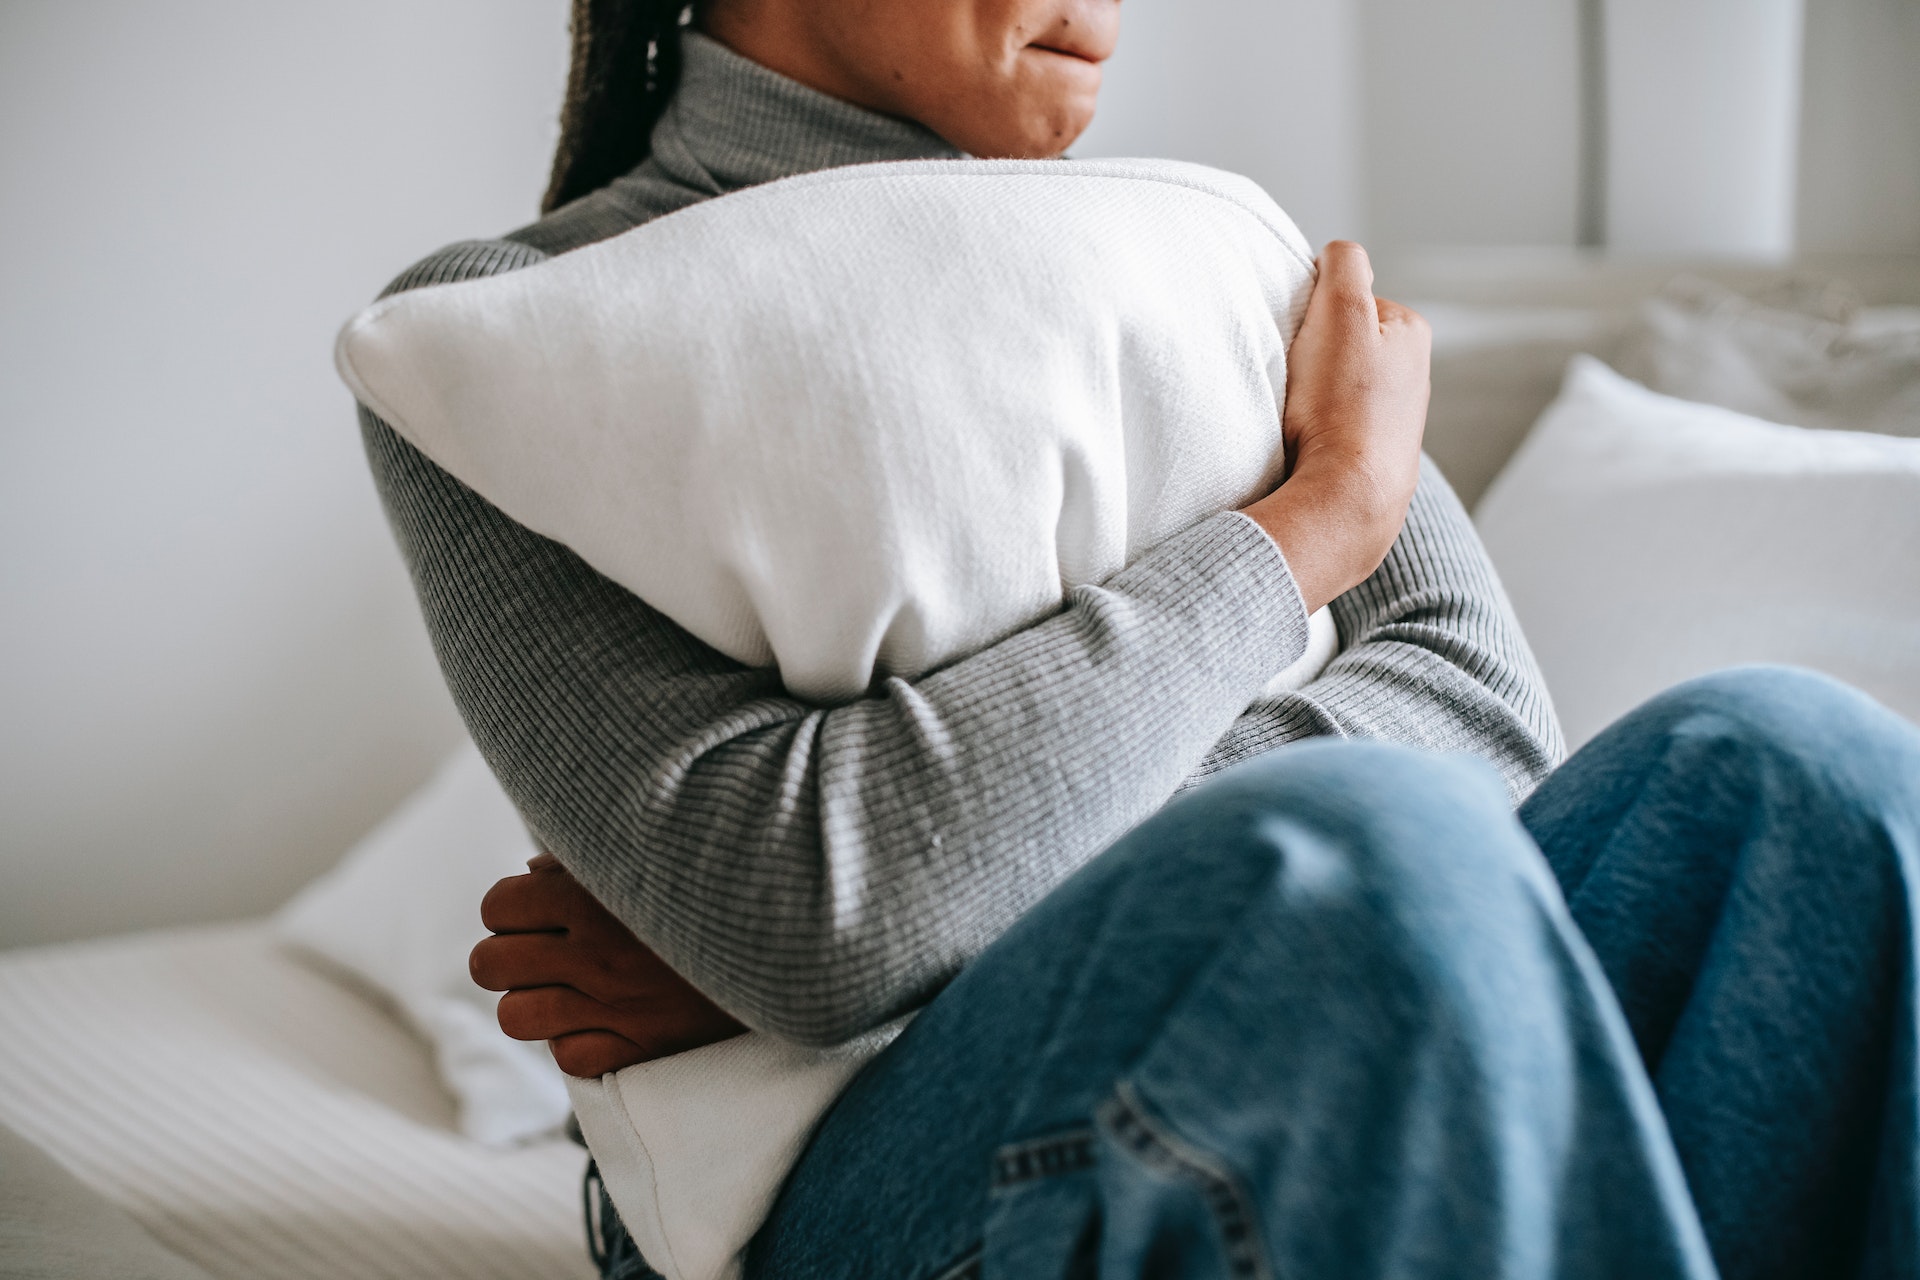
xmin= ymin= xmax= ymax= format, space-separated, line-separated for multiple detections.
xmin=361 ymin=32 xmax=1564 ymax=1047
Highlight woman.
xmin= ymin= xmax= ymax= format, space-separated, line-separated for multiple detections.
xmin=364 ymin=1 xmax=1920 ymax=1276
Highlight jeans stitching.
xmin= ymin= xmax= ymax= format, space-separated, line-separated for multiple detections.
xmin=1099 ymin=1081 xmax=1274 ymax=1280
xmin=991 ymin=1129 xmax=1098 ymax=1190
xmin=926 ymin=1244 xmax=983 ymax=1280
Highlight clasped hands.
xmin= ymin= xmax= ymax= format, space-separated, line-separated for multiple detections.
xmin=470 ymin=852 xmax=745 ymax=1078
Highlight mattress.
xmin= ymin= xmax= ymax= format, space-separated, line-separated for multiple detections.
xmin=0 ymin=922 xmax=595 ymax=1280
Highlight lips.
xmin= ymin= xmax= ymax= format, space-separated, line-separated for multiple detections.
xmin=1024 ymin=1 xmax=1120 ymax=67
xmin=1029 ymin=41 xmax=1107 ymax=66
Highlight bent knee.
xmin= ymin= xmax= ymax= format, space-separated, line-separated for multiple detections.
xmin=1640 ymin=666 xmax=1888 ymax=742
xmin=1145 ymin=741 xmax=1556 ymax=954
xmin=1632 ymin=667 xmax=1920 ymax=828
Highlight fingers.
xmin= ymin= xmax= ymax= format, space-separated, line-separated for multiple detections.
xmin=497 ymin=983 xmax=746 ymax=1063
xmin=1309 ymin=240 xmax=1379 ymax=334
xmin=1318 ymin=239 xmax=1374 ymax=292
xmin=1374 ymin=296 xmax=1432 ymax=343
xmin=478 ymin=872 xmax=552 ymax=933
xmin=470 ymin=929 xmax=594 ymax=993
xmin=496 ymin=983 xmax=625 ymax=1042
xmin=479 ymin=861 xmax=591 ymax=933
xmin=548 ymin=1030 xmax=651 ymax=1079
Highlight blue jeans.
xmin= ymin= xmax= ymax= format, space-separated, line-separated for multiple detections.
xmin=615 ymin=667 xmax=1920 ymax=1278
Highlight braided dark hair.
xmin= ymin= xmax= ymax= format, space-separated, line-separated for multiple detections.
xmin=541 ymin=0 xmax=695 ymax=214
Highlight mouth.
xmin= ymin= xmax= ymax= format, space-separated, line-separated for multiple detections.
xmin=1028 ymin=42 xmax=1108 ymax=67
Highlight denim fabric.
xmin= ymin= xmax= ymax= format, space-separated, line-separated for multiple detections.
xmin=586 ymin=1160 xmax=666 ymax=1280
xmin=1521 ymin=668 xmax=1920 ymax=1279
xmin=593 ymin=667 xmax=1920 ymax=1279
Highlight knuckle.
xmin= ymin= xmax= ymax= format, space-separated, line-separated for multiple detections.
xmin=538 ymin=876 xmax=586 ymax=924
xmin=1332 ymin=294 xmax=1377 ymax=330
xmin=1379 ymin=298 xmax=1431 ymax=337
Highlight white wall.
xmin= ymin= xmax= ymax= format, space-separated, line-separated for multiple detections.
xmin=0 ymin=0 xmax=570 ymax=946
xmin=1080 ymin=0 xmax=1587 ymax=251
xmin=1077 ymin=0 xmax=1587 ymax=251
xmin=1075 ymin=0 xmax=1367 ymax=247
xmin=1797 ymin=0 xmax=1920 ymax=253
xmin=1086 ymin=0 xmax=1920 ymax=258
xmin=1603 ymin=0 xmax=1806 ymax=258
xmin=1358 ymin=0 xmax=1583 ymax=248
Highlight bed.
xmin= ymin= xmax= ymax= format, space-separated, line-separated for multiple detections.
xmin=0 ymin=923 xmax=593 ymax=1280
xmin=2 ymin=249 xmax=1915 ymax=1280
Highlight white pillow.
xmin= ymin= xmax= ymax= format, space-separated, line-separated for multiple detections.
xmin=1417 ymin=302 xmax=1631 ymax=509
xmin=1477 ymin=355 xmax=1920 ymax=749
xmin=335 ymin=157 xmax=1334 ymax=1278
xmin=274 ymin=745 xmax=570 ymax=1146
xmin=1613 ymin=277 xmax=1920 ymax=438
xmin=334 ymin=157 xmax=1321 ymax=702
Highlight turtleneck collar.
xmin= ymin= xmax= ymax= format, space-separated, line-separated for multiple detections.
xmin=510 ymin=31 xmax=966 ymax=256
xmin=647 ymin=32 xmax=964 ymax=196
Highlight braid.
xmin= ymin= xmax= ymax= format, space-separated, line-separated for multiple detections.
xmin=541 ymin=0 xmax=693 ymax=214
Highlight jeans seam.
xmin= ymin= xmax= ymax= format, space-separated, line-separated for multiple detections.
xmin=991 ymin=1128 xmax=1098 ymax=1191
xmin=925 ymin=1244 xmax=983 ymax=1280
xmin=1099 ymin=1081 xmax=1275 ymax=1280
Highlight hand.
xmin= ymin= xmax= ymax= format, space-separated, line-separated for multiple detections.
xmin=470 ymin=852 xmax=747 ymax=1077
xmin=1239 ymin=240 xmax=1431 ymax=613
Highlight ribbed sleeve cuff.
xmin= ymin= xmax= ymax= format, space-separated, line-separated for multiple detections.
xmin=1102 ymin=509 xmax=1313 ymax=700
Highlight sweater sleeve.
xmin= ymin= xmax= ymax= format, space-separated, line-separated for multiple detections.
xmin=362 ymin=239 xmax=1315 ymax=1046
xmin=1191 ymin=458 xmax=1566 ymax=800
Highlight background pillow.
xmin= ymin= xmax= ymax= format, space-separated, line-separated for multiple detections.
xmin=1613 ymin=276 xmax=1920 ymax=437
xmin=336 ymin=158 xmax=1319 ymax=701
xmin=1416 ymin=302 xmax=1632 ymax=509
xmin=1476 ymin=356 xmax=1920 ymax=749
xmin=275 ymin=745 xmax=569 ymax=1146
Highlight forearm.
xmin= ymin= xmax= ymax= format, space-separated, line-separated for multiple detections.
xmin=367 ymin=397 xmax=1310 ymax=1045
xmin=365 ymin=236 xmax=1512 ymax=1050
xmin=1191 ymin=457 xmax=1564 ymax=800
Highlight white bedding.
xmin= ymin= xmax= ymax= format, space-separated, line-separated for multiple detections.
xmin=0 ymin=923 xmax=594 ymax=1280
xmin=1477 ymin=356 xmax=1920 ymax=747
xmin=275 ymin=746 xmax=573 ymax=1148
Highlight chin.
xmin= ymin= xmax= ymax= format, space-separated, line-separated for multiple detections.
xmin=1031 ymin=101 xmax=1098 ymax=157
xmin=962 ymin=98 xmax=1098 ymax=160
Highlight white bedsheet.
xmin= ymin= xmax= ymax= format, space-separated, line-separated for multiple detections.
xmin=0 ymin=922 xmax=594 ymax=1280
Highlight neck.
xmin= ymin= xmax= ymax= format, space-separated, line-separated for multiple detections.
xmin=699 ymin=2 xmax=903 ymax=130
